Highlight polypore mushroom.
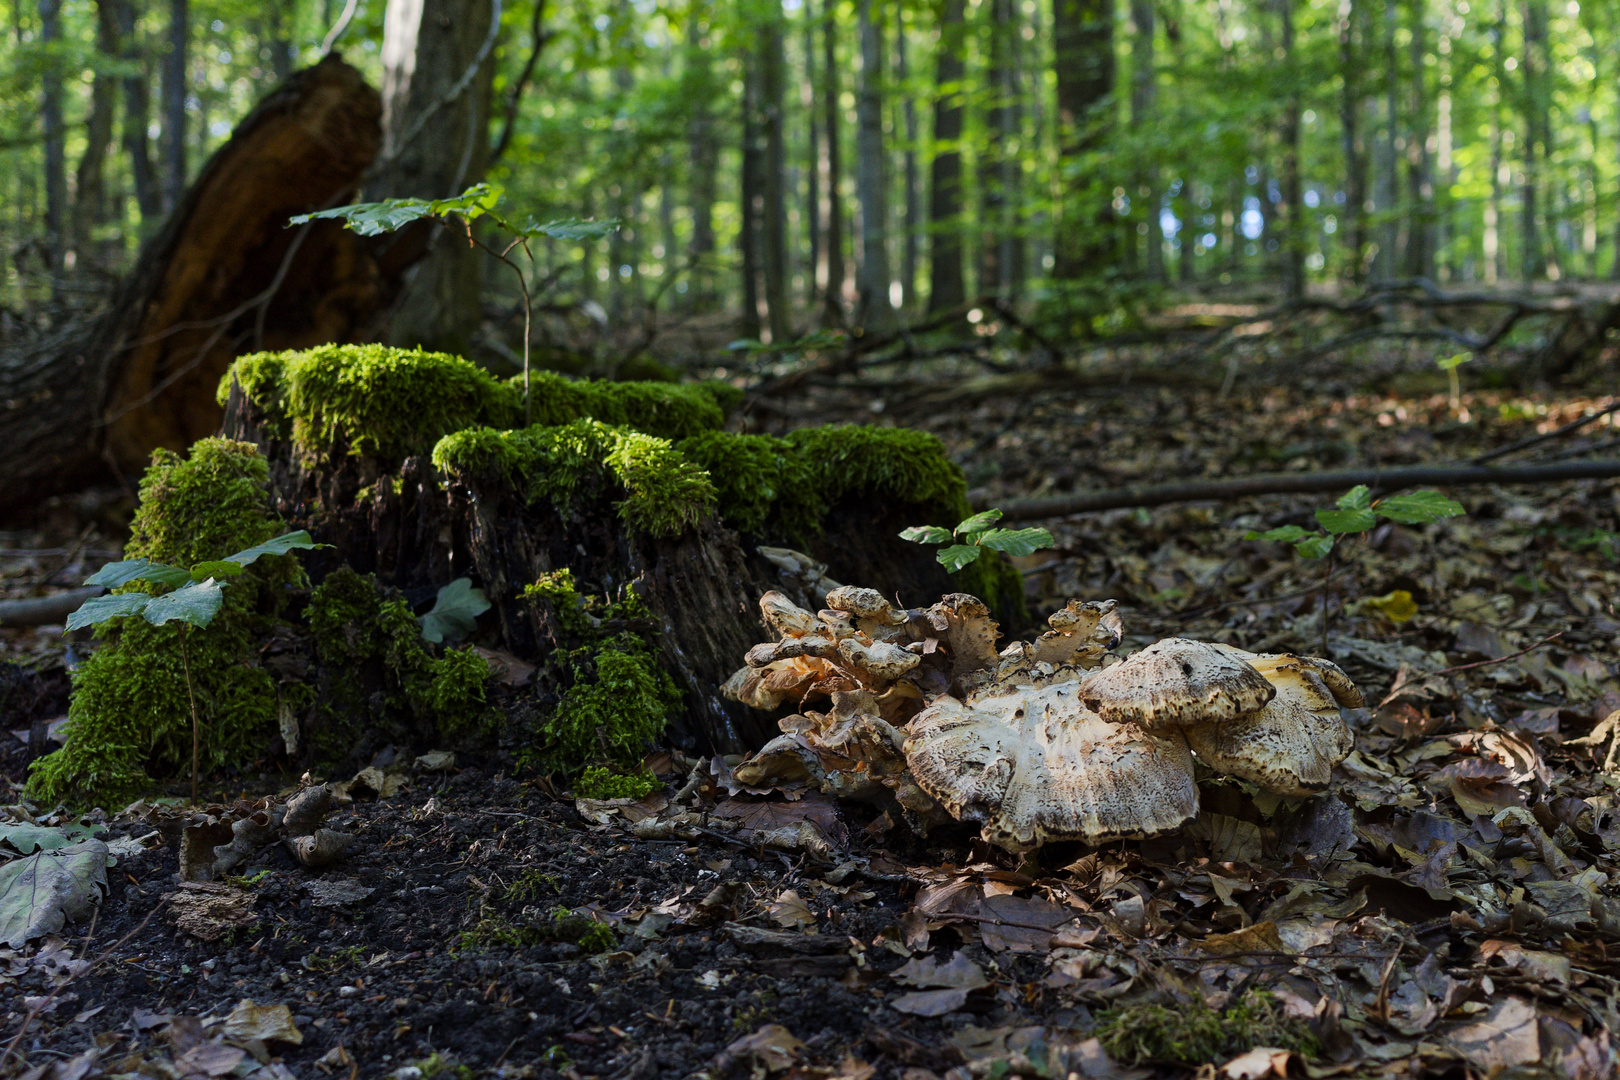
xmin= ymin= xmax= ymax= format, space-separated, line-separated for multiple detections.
xmin=903 ymin=674 xmax=1199 ymax=852
xmin=1079 ymin=637 xmax=1276 ymax=729
xmin=1180 ymin=649 xmax=1361 ymax=796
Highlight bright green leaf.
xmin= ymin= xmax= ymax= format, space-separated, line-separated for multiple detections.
xmin=900 ymin=526 xmax=954 ymax=545
xmin=290 ymin=199 xmax=438 ymax=236
xmin=1245 ymin=525 xmax=1315 ymax=543
xmin=64 ymin=593 xmax=151 ymax=631
xmin=419 ymin=577 xmax=491 ymax=644
xmin=84 ymin=559 xmax=190 ymax=590
xmin=936 ymin=545 xmax=983 ymax=572
xmin=1436 ymin=352 xmax=1473 ymax=371
xmin=954 ymin=509 xmax=1004 ymax=534
xmin=1335 ymin=485 xmax=1372 ymax=511
xmin=223 ymin=530 xmax=324 ymax=566
xmin=141 ymin=579 xmax=226 ymax=628
xmin=1375 ymin=490 xmax=1465 ymax=524
xmin=976 ymin=527 xmax=1055 ymax=556
xmin=1316 ymin=507 xmax=1376 ymax=534
xmin=1294 ymin=535 xmax=1335 ymax=559
xmin=519 ymin=217 xmax=621 ymax=241
xmin=190 ymin=560 xmax=246 ymax=582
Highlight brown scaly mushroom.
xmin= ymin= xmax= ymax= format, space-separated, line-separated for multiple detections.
xmin=1079 ymin=637 xmax=1276 ymax=729
xmin=903 ymin=673 xmax=1200 ymax=853
xmin=1181 ymin=648 xmax=1362 ymax=796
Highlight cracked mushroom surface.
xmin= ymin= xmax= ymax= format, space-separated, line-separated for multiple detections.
xmin=1079 ymin=636 xmax=1276 ymax=729
xmin=902 ymin=673 xmax=1199 ymax=852
xmin=1181 ymin=648 xmax=1362 ymax=796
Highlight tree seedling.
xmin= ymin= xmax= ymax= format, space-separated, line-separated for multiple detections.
xmin=901 ymin=508 xmax=1054 ymax=572
xmin=1438 ymin=351 xmax=1473 ymax=414
xmin=290 ymin=183 xmax=619 ymax=426
xmin=1246 ymin=486 xmax=1464 ymax=651
xmin=66 ymin=531 xmax=323 ymax=799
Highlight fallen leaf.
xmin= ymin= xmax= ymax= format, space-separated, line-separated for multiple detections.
xmin=769 ymin=889 xmax=817 ymax=929
xmin=221 ymin=1000 xmax=303 ymax=1046
xmin=0 ymin=839 xmax=108 ymax=948
xmin=1446 ymin=996 xmax=1539 ymax=1070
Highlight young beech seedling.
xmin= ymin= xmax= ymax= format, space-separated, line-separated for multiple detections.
xmin=901 ymin=509 xmax=1053 ymax=572
xmin=66 ymin=530 xmax=322 ymax=799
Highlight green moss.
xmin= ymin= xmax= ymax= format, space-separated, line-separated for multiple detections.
xmin=539 ymin=633 xmax=679 ymax=771
xmin=222 ymin=345 xmax=730 ymax=459
xmin=127 ymin=438 xmax=277 ymax=568
xmin=1094 ymin=991 xmax=1320 ymax=1066
xmin=783 ymin=425 xmax=970 ymax=517
xmin=676 ymin=432 xmax=822 ymax=538
xmin=575 ymin=765 xmax=660 ymax=800
xmin=523 ymin=570 xmax=589 ymax=635
xmin=29 ymin=440 xmax=286 ymax=807
xmin=433 ymin=420 xmax=716 ymax=538
xmin=306 ymin=568 xmax=490 ymax=747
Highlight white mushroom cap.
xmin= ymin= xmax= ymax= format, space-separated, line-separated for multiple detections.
xmin=760 ymin=591 xmax=819 ymax=637
xmin=826 ymin=586 xmax=906 ymax=625
xmin=837 ymin=636 xmax=921 ymax=682
xmin=1079 ymin=637 xmax=1275 ymax=730
xmin=1183 ymin=651 xmax=1359 ymax=796
xmin=903 ymin=680 xmax=1199 ymax=852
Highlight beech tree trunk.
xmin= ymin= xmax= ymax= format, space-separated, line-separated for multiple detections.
xmin=0 ymin=57 xmax=398 ymax=519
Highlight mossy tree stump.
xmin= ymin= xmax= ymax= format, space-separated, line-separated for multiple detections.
xmin=222 ymin=345 xmax=1019 ymax=757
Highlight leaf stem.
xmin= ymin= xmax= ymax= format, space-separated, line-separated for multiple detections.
xmin=179 ymin=624 xmax=201 ymax=802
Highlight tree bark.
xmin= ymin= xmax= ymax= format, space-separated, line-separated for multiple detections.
xmin=926 ymin=0 xmax=967 ymax=313
xmin=739 ymin=53 xmax=765 ymax=341
xmin=116 ymin=0 xmax=163 ymax=230
xmin=72 ymin=0 xmax=123 ymax=264
xmin=0 ymin=57 xmax=394 ymax=519
xmin=1337 ymin=0 xmax=1367 ymax=283
xmin=1404 ymin=0 xmax=1433 ymax=280
xmin=687 ymin=10 xmax=719 ymax=308
xmin=1130 ymin=0 xmax=1161 ymax=284
xmin=40 ymin=0 xmax=67 ymax=278
xmin=803 ymin=5 xmax=821 ymax=307
xmin=760 ymin=18 xmax=791 ymax=342
xmin=1051 ymin=0 xmax=1115 ymax=280
xmin=856 ymin=0 xmax=895 ymax=329
xmin=1519 ymin=0 xmax=1549 ymax=279
xmin=162 ymin=0 xmax=188 ymax=210
xmin=821 ymin=0 xmax=846 ymax=327
xmin=1275 ymin=0 xmax=1303 ymax=299
xmin=896 ymin=24 xmax=920 ymax=310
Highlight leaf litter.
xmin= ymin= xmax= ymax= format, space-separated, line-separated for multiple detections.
xmin=0 ymin=380 xmax=1618 ymax=1076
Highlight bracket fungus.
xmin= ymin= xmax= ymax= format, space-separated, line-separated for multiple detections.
xmin=724 ymin=586 xmax=1362 ymax=854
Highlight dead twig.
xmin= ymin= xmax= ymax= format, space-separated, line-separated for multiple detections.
xmin=1474 ymin=399 xmax=1620 ymax=464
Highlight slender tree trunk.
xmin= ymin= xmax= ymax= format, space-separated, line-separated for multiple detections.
xmin=116 ymin=0 xmax=163 ymax=229
xmin=1338 ymin=0 xmax=1366 ymax=282
xmin=803 ymin=6 xmax=820 ymax=305
xmin=1520 ymin=0 xmax=1548 ymax=279
xmin=1276 ymin=0 xmax=1303 ymax=298
xmin=162 ymin=0 xmax=188 ymax=210
xmin=1612 ymin=73 xmax=1620 ymax=279
xmin=371 ymin=0 xmax=498 ymax=355
xmin=1405 ymin=0 xmax=1433 ymax=279
xmin=978 ymin=0 xmax=1010 ymax=295
xmin=740 ymin=55 xmax=764 ymax=340
xmin=821 ymin=0 xmax=846 ymax=326
xmin=267 ymin=0 xmax=292 ymax=83
xmin=611 ymin=14 xmax=639 ymax=319
xmin=1372 ymin=0 xmax=1397 ymax=280
xmin=1051 ymin=0 xmax=1115 ymax=281
xmin=760 ymin=18 xmax=791 ymax=341
xmin=999 ymin=0 xmax=1025 ymax=294
xmin=1130 ymin=0 xmax=1161 ymax=283
xmin=896 ymin=24 xmax=919 ymax=310
xmin=72 ymin=0 xmax=122 ymax=264
xmin=40 ymin=0 xmax=67 ymax=277
xmin=1486 ymin=2 xmax=1506 ymax=283
xmin=927 ymin=0 xmax=967 ymax=312
xmin=856 ymin=0 xmax=895 ymax=328
xmin=687 ymin=11 xmax=718 ymax=309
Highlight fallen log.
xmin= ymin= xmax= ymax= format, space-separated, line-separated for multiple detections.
xmin=0 ymin=55 xmax=394 ymax=519
xmin=986 ymin=459 xmax=1620 ymax=521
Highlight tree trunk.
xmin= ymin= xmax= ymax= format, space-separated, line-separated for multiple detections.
xmin=369 ymin=0 xmax=497 ymax=356
xmin=895 ymin=24 xmax=919 ymax=310
xmin=739 ymin=55 xmax=765 ymax=340
xmin=1051 ymin=0 xmax=1115 ymax=281
xmin=0 ymin=57 xmax=394 ymax=519
xmin=821 ymin=0 xmax=846 ymax=327
xmin=116 ymin=0 xmax=163 ymax=230
xmin=162 ymin=0 xmax=188 ymax=210
xmin=1129 ymin=0 xmax=1161 ymax=284
xmin=978 ymin=0 xmax=1011 ymax=295
xmin=72 ymin=0 xmax=122 ymax=265
xmin=760 ymin=18 xmax=791 ymax=342
xmin=1519 ymin=0 xmax=1548 ymax=279
xmin=41 ymin=0 xmax=67 ymax=278
xmin=1404 ymin=0 xmax=1433 ymax=280
xmin=1486 ymin=2 xmax=1506 ymax=283
xmin=686 ymin=11 xmax=718 ymax=309
xmin=927 ymin=0 xmax=967 ymax=313
xmin=803 ymin=5 xmax=821 ymax=307
xmin=1337 ymin=0 xmax=1366 ymax=283
xmin=1373 ymin=0 xmax=1397 ymax=280
xmin=1275 ymin=0 xmax=1304 ymax=299
xmin=856 ymin=0 xmax=895 ymax=329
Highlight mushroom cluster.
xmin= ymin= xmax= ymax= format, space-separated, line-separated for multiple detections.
xmin=724 ymin=589 xmax=1362 ymax=853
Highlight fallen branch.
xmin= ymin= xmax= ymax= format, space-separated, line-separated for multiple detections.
xmin=984 ymin=459 xmax=1620 ymax=521
xmin=1473 ymin=399 xmax=1620 ymax=464
xmin=0 ymin=586 xmax=103 ymax=628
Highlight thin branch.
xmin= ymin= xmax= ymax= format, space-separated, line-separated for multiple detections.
xmin=489 ymin=0 xmax=550 ymax=167
xmin=1473 ymin=398 xmax=1620 ymax=464
xmin=320 ymin=0 xmax=360 ymax=55
xmin=988 ymin=459 xmax=1620 ymax=520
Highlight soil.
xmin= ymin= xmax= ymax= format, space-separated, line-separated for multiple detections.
xmin=3 ymin=357 xmax=1620 ymax=1078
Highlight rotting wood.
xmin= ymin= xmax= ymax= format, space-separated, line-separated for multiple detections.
xmin=984 ymin=459 xmax=1620 ymax=521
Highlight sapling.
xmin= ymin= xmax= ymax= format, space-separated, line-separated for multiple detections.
xmin=901 ymin=508 xmax=1054 ymax=572
xmin=1245 ymin=486 xmax=1464 ymax=651
xmin=1438 ymin=352 xmax=1473 ymax=414
xmin=66 ymin=531 xmax=322 ymax=799
xmin=290 ymin=183 xmax=619 ymax=425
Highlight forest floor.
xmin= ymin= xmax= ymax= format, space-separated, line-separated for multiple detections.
xmin=2 ymin=360 xmax=1620 ymax=1080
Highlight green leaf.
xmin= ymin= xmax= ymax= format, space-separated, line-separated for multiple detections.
xmin=1335 ymin=485 xmax=1372 ymax=511
xmin=1245 ymin=525 xmax=1314 ymax=543
xmin=1436 ymin=352 xmax=1473 ymax=371
xmin=64 ymin=592 xmax=151 ymax=631
xmin=190 ymin=560 xmax=246 ymax=582
xmin=419 ymin=578 xmax=491 ymax=644
xmin=1294 ymin=535 xmax=1335 ymax=559
xmin=954 ymin=509 xmax=1004 ymax=534
xmin=976 ymin=527 xmax=1055 ymax=556
xmin=290 ymin=198 xmax=438 ymax=236
xmin=141 ymin=579 xmax=226 ymax=628
xmin=426 ymin=181 xmax=503 ymax=219
xmin=0 ymin=839 xmax=110 ymax=949
xmin=223 ymin=530 xmax=324 ymax=566
xmin=1375 ymin=490 xmax=1466 ymax=524
xmin=519 ymin=217 xmax=622 ymax=241
xmin=936 ymin=545 xmax=983 ymax=572
xmin=899 ymin=526 xmax=954 ymax=545
xmin=0 ymin=823 xmax=84 ymax=854
xmin=1315 ymin=507 xmax=1377 ymax=534
xmin=84 ymin=559 xmax=190 ymax=590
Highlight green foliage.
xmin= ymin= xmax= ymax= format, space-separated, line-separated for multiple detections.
xmin=433 ymin=419 xmax=716 ymax=537
xmin=902 ymin=508 xmax=1054 ymax=572
xmin=289 ymin=182 xmax=618 ymax=244
xmin=782 ymin=425 xmax=969 ymax=515
xmin=1094 ymin=991 xmax=1319 ymax=1066
xmin=519 ymin=371 xmax=729 ymax=439
xmin=523 ymin=569 xmax=590 ymax=635
xmin=127 ymin=438 xmax=278 ymax=568
xmin=1246 ymin=485 xmax=1465 ymax=559
xmin=540 ymin=633 xmax=679 ymax=771
xmin=676 ymin=431 xmax=822 ymax=538
xmin=575 ymin=764 xmax=660 ymax=800
xmin=550 ymin=908 xmax=617 ymax=953
xmin=417 ymin=578 xmax=492 ymax=645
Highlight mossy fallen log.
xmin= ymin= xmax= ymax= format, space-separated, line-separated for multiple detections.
xmin=219 ymin=345 xmax=1020 ymax=757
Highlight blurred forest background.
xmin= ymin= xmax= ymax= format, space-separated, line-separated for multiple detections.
xmin=3 ymin=0 xmax=1617 ymax=361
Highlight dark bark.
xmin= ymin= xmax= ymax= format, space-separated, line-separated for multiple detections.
xmin=926 ymin=0 xmax=967 ymax=313
xmin=896 ymin=25 xmax=919 ymax=308
xmin=1051 ymin=0 xmax=1115 ymax=280
xmin=856 ymin=0 xmax=895 ymax=329
xmin=803 ymin=6 xmax=820 ymax=306
xmin=739 ymin=55 xmax=765 ymax=341
xmin=73 ymin=0 xmax=122 ymax=260
xmin=686 ymin=12 xmax=718 ymax=307
xmin=41 ymin=0 xmax=66 ymax=276
xmin=116 ymin=0 xmax=163 ymax=227
xmin=162 ymin=0 xmax=188 ymax=209
xmin=1519 ymin=0 xmax=1549 ymax=279
xmin=1276 ymin=0 xmax=1303 ymax=299
xmin=0 ymin=57 xmax=394 ymax=519
xmin=821 ymin=0 xmax=846 ymax=327
xmin=1130 ymin=0 xmax=1161 ymax=283
xmin=1337 ymin=0 xmax=1366 ymax=283
xmin=760 ymin=19 xmax=791 ymax=342
xmin=1404 ymin=0 xmax=1433 ymax=280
